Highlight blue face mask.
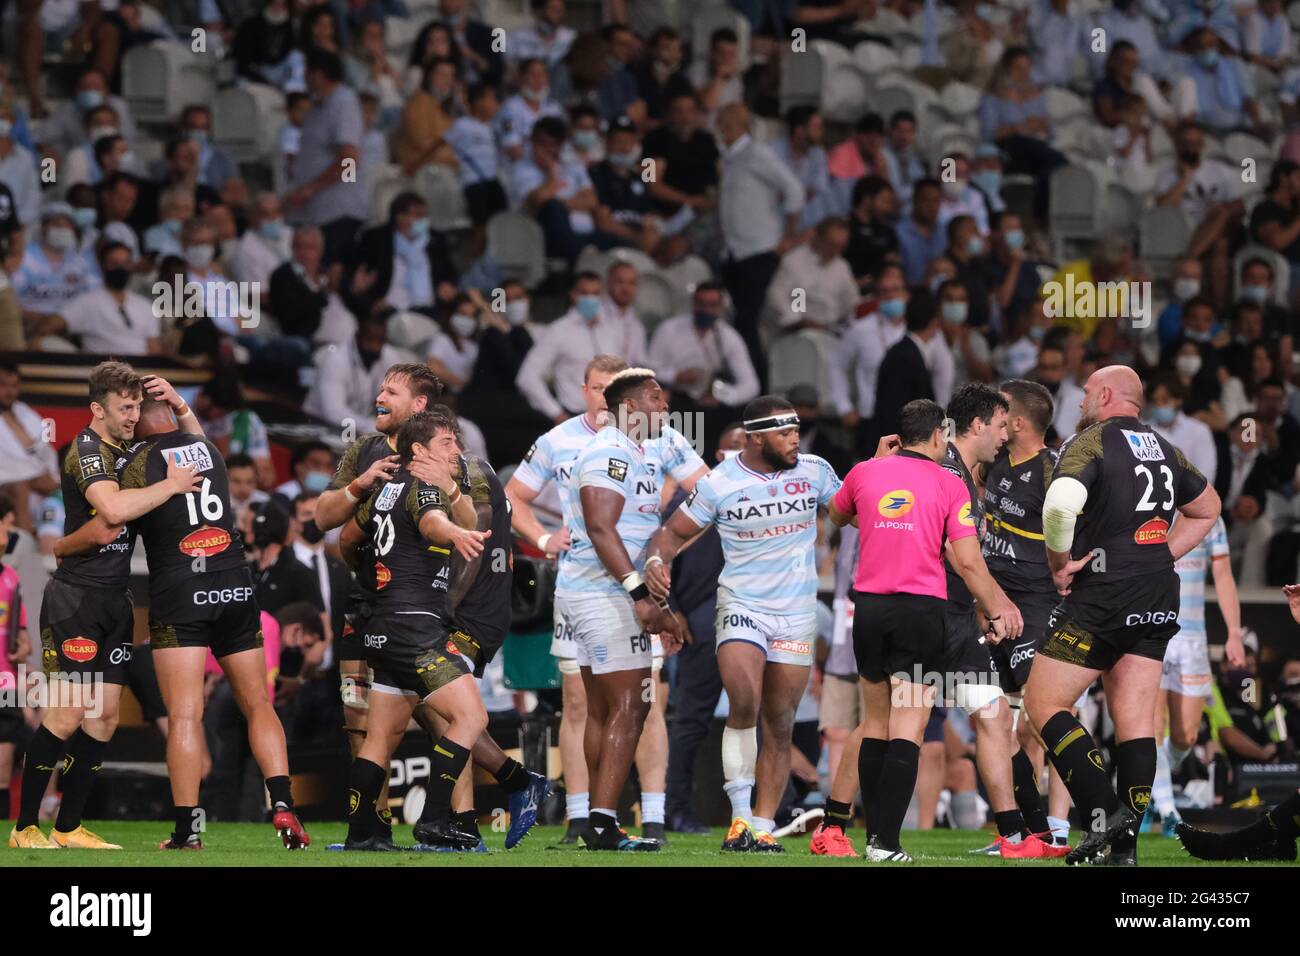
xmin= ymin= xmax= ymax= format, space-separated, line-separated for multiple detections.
xmin=572 ymin=129 xmax=600 ymax=150
xmin=303 ymin=471 xmax=332 ymax=493
xmin=966 ymin=235 xmax=984 ymax=257
xmin=187 ymin=129 xmax=210 ymax=146
xmin=410 ymin=218 xmax=431 ymax=240
xmin=1185 ymin=327 xmax=1213 ymax=342
xmin=972 ymin=169 xmax=1002 ymax=197
xmin=1196 ymin=49 xmax=1220 ymax=69
xmin=259 ymin=220 xmax=284 ymax=242
xmin=163 ymin=219 xmax=182 ymax=234
xmin=1029 ymin=325 xmax=1046 ymax=342
xmin=77 ymin=90 xmax=104 ymax=110
xmin=576 ymin=294 xmax=601 ymax=321
xmin=880 ymin=297 xmax=905 ymax=320
xmin=1243 ymin=284 xmax=1269 ymax=303
xmin=941 ymin=301 xmax=968 ymax=324
xmin=73 ymin=207 xmax=97 ymax=230
xmin=1151 ymin=405 xmax=1177 ymax=425
xmin=1004 ymin=229 xmax=1025 ymax=250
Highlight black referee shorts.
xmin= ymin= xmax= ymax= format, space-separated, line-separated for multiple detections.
xmin=1040 ymin=570 xmax=1181 ymax=671
xmin=852 ymin=591 xmax=946 ymax=684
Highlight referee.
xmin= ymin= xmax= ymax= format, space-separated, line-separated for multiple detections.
xmin=827 ymin=399 xmax=1023 ymax=862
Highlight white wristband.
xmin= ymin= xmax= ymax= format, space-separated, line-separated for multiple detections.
xmin=537 ymin=533 xmax=551 ymax=552
xmin=621 ymin=571 xmax=644 ymax=594
xmin=343 ymin=485 xmax=359 ymax=504
xmin=645 ymin=555 xmax=664 ymax=569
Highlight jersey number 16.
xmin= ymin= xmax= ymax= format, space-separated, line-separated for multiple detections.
xmin=183 ymin=478 xmax=225 ymax=524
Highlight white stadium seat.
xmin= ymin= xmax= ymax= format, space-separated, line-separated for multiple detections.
xmin=367 ymin=164 xmax=412 ymax=226
xmin=767 ymin=329 xmax=836 ymax=405
xmin=487 ymin=211 xmax=546 ymax=288
xmin=1138 ymin=205 xmax=1194 ymax=279
xmin=122 ymin=41 xmax=217 ymax=123
xmin=1046 ymin=87 xmax=1088 ymax=124
xmin=414 ymin=164 xmax=471 ymax=232
xmin=633 ymin=271 xmax=679 ymax=334
xmin=213 ymin=82 xmax=286 ymax=164
xmin=386 ymin=311 xmax=442 ymax=354
xmin=1049 ymin=162 xmax=1111 ymax=256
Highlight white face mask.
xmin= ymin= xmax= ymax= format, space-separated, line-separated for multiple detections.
xmin=719 ymin=448 xmax=740 ymax=460
xmin=45 ymin=227 xmax=76 ymax=251
xmin=505 ymin=299 xmax=530 ymax=326
xmin=451 ymin=313 xmax=478 ymax=338
xmin=1175 ymin=354 xmax=1203 ymax=378
xmin=185 ymin=243 xmax=215 ymax=268
xmin=1173 ymin=277 xmax=1200 ymax=302
xmin=522 ymin=85 xmax=549 ymax=103
xmin=89 ymin=125 xmax=119 ymax=142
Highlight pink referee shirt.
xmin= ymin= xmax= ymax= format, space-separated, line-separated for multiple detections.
xmin=832 ymin=450 xmax=976 ymax=600
xmin=0 ymin=565 xmax=26 ymax=690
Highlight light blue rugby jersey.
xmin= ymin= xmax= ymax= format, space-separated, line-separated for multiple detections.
xmin=512 ymin=413 xmax=601 ymax=531
xmin=559 ymin=424 xmax=705 ymax=597
xmin=681 ymin=453 xmax=840 ymax=615
xmin=1173 ymin=516 xmax=1229 ymax=642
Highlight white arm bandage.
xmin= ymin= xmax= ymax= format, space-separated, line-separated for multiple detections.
xmin=1042 ymin=476 xmax=1089 ymax=554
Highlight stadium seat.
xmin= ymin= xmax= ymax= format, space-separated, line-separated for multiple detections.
xmin=1101 ymin=182 xmax=1143 ymax=236
xmin=386 ymin=310 xmax=442 ymax=354
xmin=1138 ymin=205 xmax=1194 ymax=279
xmin=633 ymin=271 xmax=679 ymax=334
xmin=367 ymin=164 xmax=413 ymax=226
xmin=213 ymin=82 xmax=286 ymax=164
xmin=1048 ymin=162 xmax=1108 ymax=254
xmin=384 ymin=15 xmax=422 ymax=62
xmin=122 ymin=41 xmax=217 ymax=123
xmin=851 ymin=40 xmax=901 ymax=76
xmin=767 ymin=328 xmax=835 ymax=403
xmin=933 ymin=81 xmax=982 ymax=125
xmin=1224 ymin=131 xmax=1271 ymax=170
xmin=692 ymin=7 xmax=751 ymax=73
xmin=1233 ymin=244 xmax=1291 ymax=304
xmin=486 ymin=211 xmax=546 ymax=288
xmin=779 ymin=39 xmax=850 ymax=115
xmin=414 ymin=165 xmax=471 ymax=232
xmin=1046 ymin=87 xmax=1088 ymax=124
xmin=824 ymin=62 xmax=872 ymax=124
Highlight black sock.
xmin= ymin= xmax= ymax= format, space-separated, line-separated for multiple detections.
xmin=377 ymin=807 xmax=394 ymax=834
xmin=874 ymin=739 xmax=920 ymax=851
xmin=823 ymin=798 xmax=853 ymax=832
xmin=16 ymin=725 xmax=66 ymax=830
xmin=452 ymin=809 xmax=479 ymax=836
xmin=0 ymin=786 xmax=8 ymax=819
xmin=266 ymin=775 xmax=293 ymax=811
xmin=1011 ymin=748 xmax=1051 ymax=835
xmin=1041 ymin=711 xmax=1118 ymax=833
xmin=346 ymin=758 xmax=387 ymax=841
xmin=857 ymin=737 xmax=888 ymax=840
xmin=422 ymin=738 xmax=470 ymax=825
xmin=590 ymin=809 xmax=617 ymax=833
xmin=994 ymin=809 xmax=1026 ymax=839
xmin=492 ymin=757 xmax=528 ymax=794
xmin=54 ymin=729 xmax=108 ymax=833
xmin=172 ymin=805 xmax=201 ymax=844
xmin=1115 ymin=737 xmax=1155 ymax=822
xmin=1260 ymin=792 xmax=1300 ymax=840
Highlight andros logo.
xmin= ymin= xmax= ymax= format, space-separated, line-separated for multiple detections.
xmin=877 ymin=489 xmax=915 ymax=518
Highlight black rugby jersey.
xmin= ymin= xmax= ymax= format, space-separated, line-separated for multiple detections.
xmin=450 ymin=455 xmax=513 ymax=642
xmin=1050 ymin=416 xmax=1207 ymax=588
xmin=982 ymin=446 xmax=1056 ymax=592
xmin=329 ymin=432 xmax=397 ymax=491
xmin=941 ymin=442 xmax=983 ymax=609
xmin=354 ymin=466 xmax=453 ymax=615
xmin=52 ymin=427 xmax=138 ymax=590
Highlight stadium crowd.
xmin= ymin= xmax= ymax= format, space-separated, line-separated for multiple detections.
xmin=1 ymin=0 xmax=1300 ymax=839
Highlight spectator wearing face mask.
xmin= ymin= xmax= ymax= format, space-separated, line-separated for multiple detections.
xmin=1234 ymin=256 xmax=1293 ymax=371
xmin=14 ymin=203 xmax=99 ymax=330
xmin=273 ymin=441 xmax=337 ymax=504
xmin=827 ymin=263 xmax=909 ymax=442
xmin=942 ymin=214 xmax=992 ymax=332
xmin=176 ymin=104 xmax=248 ymax=210
xmin=231 ymin=192 xmax=292 ymax=287
xmin=635 ymin=27 xmax=693 ymax=123
xmin=590 ymin=116 xmax=668 ymax=257
xmin=427 ymin=291 xmax=497 ymax=394
xmin=0 ymin=105 xmax=39 ymax=226
xmin=937 ymin=279 xmax=993 ymax=386
xmin=142 ymin=187 xmax=193 ymax=260
xmin=496 ymin=57 xmax=565 ymax=162
xmin=345 ymin=192 xmax=459 ymax=320
xmin=936 ymin=154 xmax=991 ymax=235
xmin=568 ymin=106 xmax=605 ymax=168
xmin=248 ymin=501 xmax=324 ymax=618
xmin=36 ymin=240 xmax=159 ymax=354
xmin=37 ymin=69 xmax=138 ymax=156
xmin=1176 ymin=27 xmax=1267 ymax=138
xmin=845 ymin=175 xmax=900 ymax=290
xmin=288 ymin=492 xmax=348 ymax=646
xmin=974 ymin=211 xmax=1038 ymax=334
xmin=270 ymin=599 xmax=338 ymax=743
xmin=445 ymin=83 xmax=507 ymax=226
xmin=1146 ymin=372 xmax=1218 ymax=488
xmin=508 ymin=0 xmax=576 ymax=75
xmin=304 ymin=314 xmax=412 ymax=427
xmin=1156 ymin=256 xmax=1205 ymax=348
xmin=1208 ymin=632 xmax=1286 ymax=794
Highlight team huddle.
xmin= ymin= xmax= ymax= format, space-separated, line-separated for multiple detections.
xmin=11 ymin=352 xmax=1299 ymax=864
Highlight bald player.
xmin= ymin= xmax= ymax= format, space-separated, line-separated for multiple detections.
xmin=1026 ymin=366 xmax=1221 ymax=866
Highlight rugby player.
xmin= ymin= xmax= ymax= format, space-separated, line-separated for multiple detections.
xmin=314 ymin=362 xmax=441 ymax=841
xmin=507 ymin=354 xmax=684 ymax=845
xmin=408 ymin=419 xmax=549 ymax=850
xmin=337 ymin=409 xmax=490 ymax=850
xmin=939 ymin=384 xmax=1051 ymax=858
xmin=976 ymin=380 xmax=1065 ymax=857
xmin=9 ymin=364 xmax=203 ymax=851
xmin=827 ymin=399 xmax=1022 ymax=862
xmin=564 ymin=367 xmax=696 ymax=850
xmin=119 ymin=392 xmax=309 ymax=849
xmin=1027 ymin=365 xmax=1220 ymax=866
xmin=1150 ymin=517 xmax=1244 ymax=834
xmin=646 ymin=395 xmax=841 ymax=852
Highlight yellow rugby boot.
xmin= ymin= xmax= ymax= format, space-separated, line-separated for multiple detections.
xmin=50 ymin=825 xmax=122 ymax=849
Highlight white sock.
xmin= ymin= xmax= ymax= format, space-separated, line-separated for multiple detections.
xmin=721 ymin=725 xmax=758 ymax=822
xmin=752 ymin=815 xmax=776 ymax=835
xmin=566 ymin=792 xmax=589 ymax=821
xmin=641 ymin=792 xmax=665 ymax=825
xmin=1152 ymin=738 xmax=1177 ymax=819
xmin=1048 ymin=816 xmax=1070 ymax=843
xmin=1167 ymin=739 xmax=1192 ymax=771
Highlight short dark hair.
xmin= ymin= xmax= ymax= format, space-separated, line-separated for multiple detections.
xmin=948 ymin=382 xmax=1009 ymax=435
xmin=97 ymin=240 xmax=130 ymax=267
xmin=710 ymin=26 xmax=739 ymax=46
xmin=785 ymin=105 xmax=819 ymax=133
xmin=1147 ymin=370 xmax=1185 ymax=402
xmin=946 ymin=214 xmax=976 ymax=246
xmin=1242 ymin=256 xmax=1274 ymax=276
xmin=292 ymin=490 xmax=321 ymax=511
xmin=899 ymin=399 xmax=946 ymax=446
xmin=741 ymin=394 xmax=796 ymax=423
xmin=0 ymin=361 xmax=18 ymax=378
xmin=466 ymin=82 xmax=498 ymax=107
xmin=289 ymin=440 xmax=331 ymax=471
xmin=427 ymin=403 xmax=465 ymax=449
xmin=855 ymin=112 xmax=884 ymax=135
xmin=226 ymin=452 xmax=255 ymax=472
xmin=275 ymin=601 xmax=325 ymax=639
xmin=306 ymin=49 xmax=344 ymax=83
xmin=889 ymin=109 xmax=916 ymax=128
xmin=693 ymin=280 xmax=725 ymax=299
xmin=0 ymin=492 xmax=15 ymax=522
xmin=388 ymin=191 xmax=426 ymax=222
xmin=1041 ymin=324 xmax=1075 ymax=353
xmin=571 ymin=269 xmax=601 ymax=290
xmin=1000 ymin=379 xmax=1053 ymax=435
xmin=88 ymin=360 xmax=140 ymax=406
xmin=396 ymin=407 xmax=460 ymax=463
xmin=384 ymin=363 xmax=442 ymax=404
xmin=603 ymin=368 xmax=658 ymax=409
xmin=912 ymin=177 xmax=942 ymax=199
xmin=905 ymin=289 xmax=938 ymax=332
xmin=851 ymin=175 xmax=892 ymax=208
xmin=532 ymin=115 xmax=568 ymax=143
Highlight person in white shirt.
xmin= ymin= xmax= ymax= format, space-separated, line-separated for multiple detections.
xmin=516 ymin=270 xmax=646 ymax=422
xmin=142 ymin=187 xmax=193 ymax=260
xmin=764 ymin=217 xmax=858 ymax=334
xmin=227 ymin=452 xmax=271 ymax=525
xmin=937 ymin=279 xmax=993 ymax=387
xmin=600 ymin=259 xmax=642 ymax=336
xmin=507 ymin=0 xmax=576 ymax=75
xmin=231 ymin=192 xmax=293 ymax=287
xmin=937 ymin=154 xmax=991 ymax=234
xmin=827 ymin=263 xmax=909 ymax=430
xmin=690 ymin=26 xmax=743 ymax=128
xmin=36 ymin=68 xmax=139 ymax=153
xmin=648 ymin=281 xmax=760 ymax=409
xmin=0 ymin=361 xmax=58 ymax=530
xmin=882 ymin=110 xmax=926 ymax=213
xmin=512 ymin=116 xmax=604 ymax=263
xmin=426 ymin=291 xmax=492 ymax=393
xmin=0 ymin=106 xmax=40 ymax=226
xmin=495 ymin=57 xmax=565 ymax=161
xmin=1147 ymin=372 xmax=1218 ymax=488
xmin=14 ymin=203 xmax=98 ymax=327
xmin=37 ymin=240 xmax=161 ymax=353
xmin=181 ymin=217 xmax=243 ymax=337
xmin=305 ymin=313 xmax=415 ymax=427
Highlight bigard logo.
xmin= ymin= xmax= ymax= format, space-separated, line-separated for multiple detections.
xmin=179 ymin=525 xmax=231 ymax=557
xmin=61 ymin=638 xmax=98 ymax=663
xmin=1134 ymin=517 xmax=1168 ymax=544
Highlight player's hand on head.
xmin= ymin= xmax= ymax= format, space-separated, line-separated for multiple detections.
xmin=359 ymin=454 xmax=399 ymax=491
xmin=874 ymin=434 xmax=902 ymax=458
xmin=141 ymin=374 xmax=181 ymax=409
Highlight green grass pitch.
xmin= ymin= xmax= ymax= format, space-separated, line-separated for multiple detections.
xmin=3 ymin=823 xmax=1292 ymax=866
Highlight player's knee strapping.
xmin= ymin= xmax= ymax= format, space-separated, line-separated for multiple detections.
xmin=1041 ymin=711 xmax=1119 ymax=822
xmin=340 ymin=675 xmax=371 ymax=711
